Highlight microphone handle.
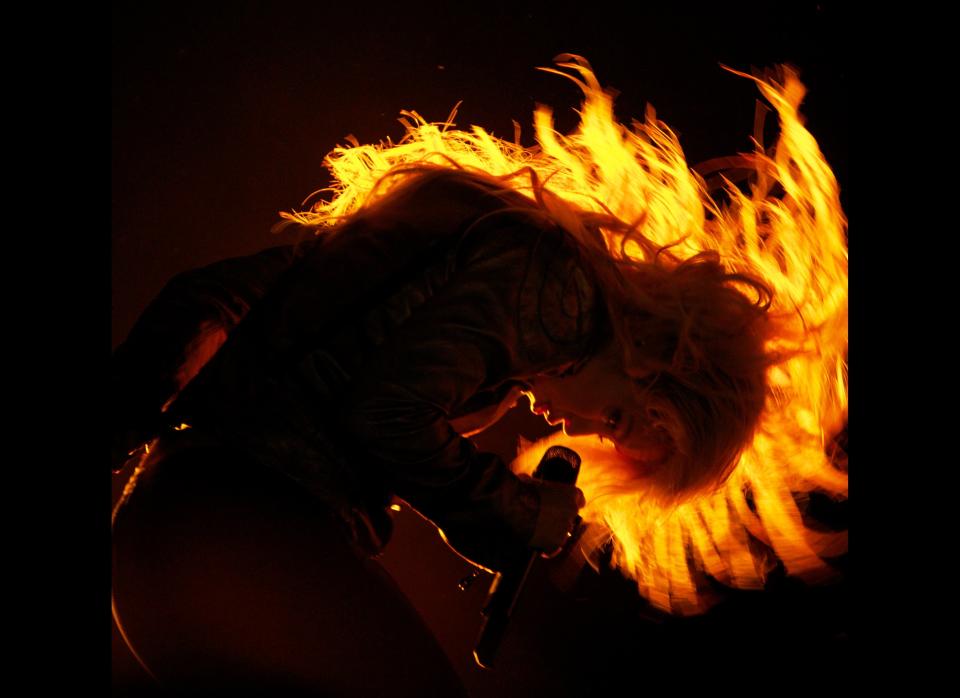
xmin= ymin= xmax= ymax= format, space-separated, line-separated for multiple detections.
xmin=473 ymin=446 xmax=581 ymax=669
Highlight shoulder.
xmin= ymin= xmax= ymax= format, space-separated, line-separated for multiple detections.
xmin=162 ymin=244 xmax=304 ymax=299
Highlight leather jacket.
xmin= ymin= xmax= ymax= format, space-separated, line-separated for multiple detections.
xmin=112 ymin=173 xmax=609 ymax=570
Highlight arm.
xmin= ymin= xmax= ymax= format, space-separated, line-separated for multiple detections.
xmin=111 ymin=244 xmax=303 ymax=470
xmin=335 ymin=215 xmax=601 ymax=571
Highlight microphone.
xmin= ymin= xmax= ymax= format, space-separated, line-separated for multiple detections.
xmin=472 ymin=445 xmax=582 ymax=669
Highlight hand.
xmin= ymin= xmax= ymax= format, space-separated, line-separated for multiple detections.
xmin=449 ymin=386 xmax=526 ymax=437
xmin=522 ymin=476 xmax=586 ymax=556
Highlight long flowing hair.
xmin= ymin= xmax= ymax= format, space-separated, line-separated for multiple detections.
xmin=269 ymin=57 xmax=847 ymax=614
xmin=283 ymin=161 xmax=785 ymax=505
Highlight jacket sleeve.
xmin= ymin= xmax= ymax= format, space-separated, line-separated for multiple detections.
xmin=111 ymin=244 xmax=302 ymax=470
xmin=335 ymin=215 xmax=603 ymax=571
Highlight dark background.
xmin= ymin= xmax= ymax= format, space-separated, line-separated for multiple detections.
xmin=112 ymin=1 xmax=849 ymax=693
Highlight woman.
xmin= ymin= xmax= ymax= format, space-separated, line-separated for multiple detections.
xmin=111 ymin=165 xmax=774 ymax=695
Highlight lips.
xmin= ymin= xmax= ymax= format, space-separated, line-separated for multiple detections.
xmin=532 ymin=402 xmax=552 ymax=416
xmin=533 ymin=402 xmax=565 ymax=426
xmin=546 ymin=415 xmax=565 ymax=427
xmin=544 ymin=411 xmax=565 ymax=427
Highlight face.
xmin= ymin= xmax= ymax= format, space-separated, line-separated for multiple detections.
xmin=525 ymin=341 xmax=674 ymax=466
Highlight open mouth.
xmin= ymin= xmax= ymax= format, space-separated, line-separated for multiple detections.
xmin=534 ymin=403 xmax=565 ymax=427
xmin=544 ymin=412 xmax=564 ymax=427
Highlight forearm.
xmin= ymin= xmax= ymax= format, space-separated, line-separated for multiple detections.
xmin=111 ymin=244 xmax=301 ymax=468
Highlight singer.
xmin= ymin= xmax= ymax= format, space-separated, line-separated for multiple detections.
xmin=112 ymin=166 xmax=775 ymax=694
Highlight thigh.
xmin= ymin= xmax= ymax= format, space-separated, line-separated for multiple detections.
xmin=112 ymin=446 xmax=466 ymax=697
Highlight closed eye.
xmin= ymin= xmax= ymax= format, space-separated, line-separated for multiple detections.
xmin=604 ymin=408 xmax=623 ymax=433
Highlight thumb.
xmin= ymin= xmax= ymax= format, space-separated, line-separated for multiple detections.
xmin=576 ymin=487 xmax=586 ymax=509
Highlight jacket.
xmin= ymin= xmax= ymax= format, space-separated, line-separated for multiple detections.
xmin=112 ymin=172 xmax=609 ymax=570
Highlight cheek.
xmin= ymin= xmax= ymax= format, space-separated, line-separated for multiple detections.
xmin=556 ymin=415 xmax=603 ymax=438
xmin=617 ymin=430 xmax=675 ymax=465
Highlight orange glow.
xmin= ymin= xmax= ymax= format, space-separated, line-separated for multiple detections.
xmin=284 ymin=55 xmax=847 ymax=615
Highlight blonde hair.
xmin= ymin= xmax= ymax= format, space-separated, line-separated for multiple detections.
xmin=610 ymin=255 xmax=776 ymax=503
xmin=290 ymin=163 xmax=782 ymax=504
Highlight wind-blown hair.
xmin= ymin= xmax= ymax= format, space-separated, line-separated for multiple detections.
xmin=608 ymin=256 xmax=775 ymax=503
xmin=288 ymin=162 xmax=782 ymax=505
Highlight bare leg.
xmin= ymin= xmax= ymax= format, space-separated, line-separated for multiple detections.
xmin=112 ymin=445 xmax=467 ymax=697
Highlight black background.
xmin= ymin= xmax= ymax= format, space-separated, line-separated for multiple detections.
xmin=107 ymin=1 xmax=852 ymax=693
